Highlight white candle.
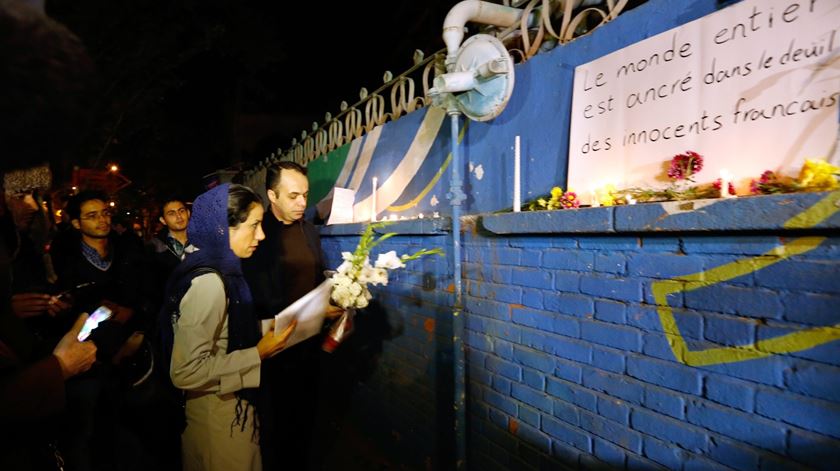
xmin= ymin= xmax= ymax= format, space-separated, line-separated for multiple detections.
xmin=719 ymin=169 xmax=735 ymax=198
xmin=590 ymin=189 xmax=600 ymax=208
xmin=371 ymin=177 xmax=378 ymax=221
xmin=513 ymin=135 xmax=521 ymax=212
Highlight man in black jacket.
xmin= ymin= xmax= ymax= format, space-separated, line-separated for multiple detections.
xmin=52 ymin=189 xmax=150 ymax=470
xmin=0 ymin=2 xmax=99 ymax=469
xmin=148 ymin=196 xmax=190 ymax=311
xmin=243 ymin=161 xmax=331 ymax=471
xmin=54 ymin=190 xmax=146 ymax=344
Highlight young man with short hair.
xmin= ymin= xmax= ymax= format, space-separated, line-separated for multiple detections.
xmin=53 ymin=189 xmax=149 ymax=470
xmin=148 ymin=197 xmax=191 ymax=309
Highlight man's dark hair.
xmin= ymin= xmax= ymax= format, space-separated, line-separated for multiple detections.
xmin=66 ymin=189 xmax=108 ymax=220
xmin=0 ymin=0 xmax=97 ymax=175
xmin=227 ymin=184 xmax=263 ymax=227
xmin=159 ymin=195 xmax=189 ymax=218
xmin=265 ymin=161 xmax=307 ymax=194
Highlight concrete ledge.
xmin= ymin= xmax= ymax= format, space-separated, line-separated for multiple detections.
xmin=615 ymin=192 xmax=840 ymax=232
xmin=319 ymin=217 xmax=451 ymax=237
xmin=482 ymin=206 xmax=613 ymax=234
xmin=482 ymin=191 xmax=840 ymax=234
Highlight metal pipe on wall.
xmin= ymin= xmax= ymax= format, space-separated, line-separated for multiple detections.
xmin=446 ymin=109 xmax=468 ymax=470
xmin=442 ymin=3 xmax=526 ymax=468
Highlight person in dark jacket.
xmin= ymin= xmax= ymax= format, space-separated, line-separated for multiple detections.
xmin=0 ymin=1 xmax=99 ymax=469
xmin=1 ymin=184 xmax=98 ymax=471
xmin=142 ymin=196 xmax=194 ymax=470
xmin=3 ymin=163 xmax=80 ymax=343
xmin=53 ymin=190 xmax=146 ymax=349
xmin=148 ymin=196 xmax=190 ymax=311
xmin=242 ymin=161 xmax=342 ymax=471
xmin=51 ymin=189 xmax=151 ymax=471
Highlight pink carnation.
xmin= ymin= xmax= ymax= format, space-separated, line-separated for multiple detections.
xmin=668 ymin=151 xmax=704 ymax=181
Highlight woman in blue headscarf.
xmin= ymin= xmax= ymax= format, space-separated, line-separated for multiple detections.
xmin=163 ymin=183 xmax=295 ymax=471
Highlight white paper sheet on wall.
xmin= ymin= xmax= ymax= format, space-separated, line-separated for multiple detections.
xmin=326 ymin=187 xmax=356 ymax=225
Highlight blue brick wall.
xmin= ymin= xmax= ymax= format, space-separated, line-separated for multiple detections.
xmin=320 ymin=230 xmax=456 ymax=470
xmin=309 ymin=0 xmax=840 ymax=469
xmin=462 ymin=229 xmax=840 ymax=470
xmin=323 ymin=224 xmax=840 ymax=470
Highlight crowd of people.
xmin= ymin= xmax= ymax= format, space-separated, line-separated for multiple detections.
xmin=0 ymin=2 xmax=381 ymax=470
xmin=2 ymin=160 xmax=350 ymax=471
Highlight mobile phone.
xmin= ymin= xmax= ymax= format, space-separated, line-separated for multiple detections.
xmin=77 ymin=306 xmax=113 ymax=341
xmin=56 ymin=281 xmax=97 ymax=302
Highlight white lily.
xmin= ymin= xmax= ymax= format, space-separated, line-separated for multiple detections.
xmin=374 ymin=250 xmax=405 ymax=269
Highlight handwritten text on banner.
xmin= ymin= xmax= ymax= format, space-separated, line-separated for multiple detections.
xmin=568 ymin=0 xmax=839 ymax=201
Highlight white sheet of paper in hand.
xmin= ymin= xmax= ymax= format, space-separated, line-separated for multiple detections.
xmin=271 ymin=278 xmax=333 ymax=350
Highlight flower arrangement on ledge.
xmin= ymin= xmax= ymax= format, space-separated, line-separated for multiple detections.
xmin=615 ymin=153 xmax=838 ymax=205
xmin=750 ymin=159 xmax=840 ymax=194
xmin=521 ymin=152 xmax=839 ymax=211
xmin=622 ymin=151 xmax=721 ymax=203
xmin=525 ymin=186 xmax=580 ymax=211
xmin=618 ymin=151 xmax=840 ymax=202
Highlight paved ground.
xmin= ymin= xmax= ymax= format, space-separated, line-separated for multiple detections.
xmin=320 ymin=418 xmax=403 ymax=471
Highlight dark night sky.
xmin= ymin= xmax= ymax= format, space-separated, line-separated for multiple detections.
xmin=45 ymin=0 xmax=456 ymax=200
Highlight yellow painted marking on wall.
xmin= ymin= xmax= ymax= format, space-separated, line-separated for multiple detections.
xmin=783 ymin=190 xmax=840 ymax=229
xmin=652 ymin=236 xmax=839 ymax=366
xmin=388 ymin=120 xmax=468 ymax=212
xmin=650 ymin=191 xmax=840 ymax=366
xmin=388 ymin=153 xmax=451 ymax=212
xmin=353 ymin=108 xmax=446 ymax=219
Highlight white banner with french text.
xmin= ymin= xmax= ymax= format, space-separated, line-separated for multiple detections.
xmin=568 ymin=0 xmax=840 ymax=202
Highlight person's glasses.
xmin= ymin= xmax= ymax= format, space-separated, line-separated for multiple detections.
xmin=80 ymin=210 xmax=112 ymax=221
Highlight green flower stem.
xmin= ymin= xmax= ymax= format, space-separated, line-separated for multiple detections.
xmin=401 ymin=248 xmax=445 ymax=262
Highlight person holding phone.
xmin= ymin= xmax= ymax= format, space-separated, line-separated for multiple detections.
xmin=3 ymin=181 xmax=74 ymax=326
xmin=46 ymin=189 xmax=153 ymax=470
xmin=0 ymin=1 xmax=99 ymax=469
xmin=161 ymin=183 xmax=296 ymax=471
xmin=1 ymin=312 xmax=98 ymax=470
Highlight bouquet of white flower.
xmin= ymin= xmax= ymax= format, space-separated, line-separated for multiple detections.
xmin=323 ymin=222 xmax=443 ymax=352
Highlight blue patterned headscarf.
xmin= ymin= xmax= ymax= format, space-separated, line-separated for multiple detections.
xmin=159 ymin=183 xmax=260 ymax=428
